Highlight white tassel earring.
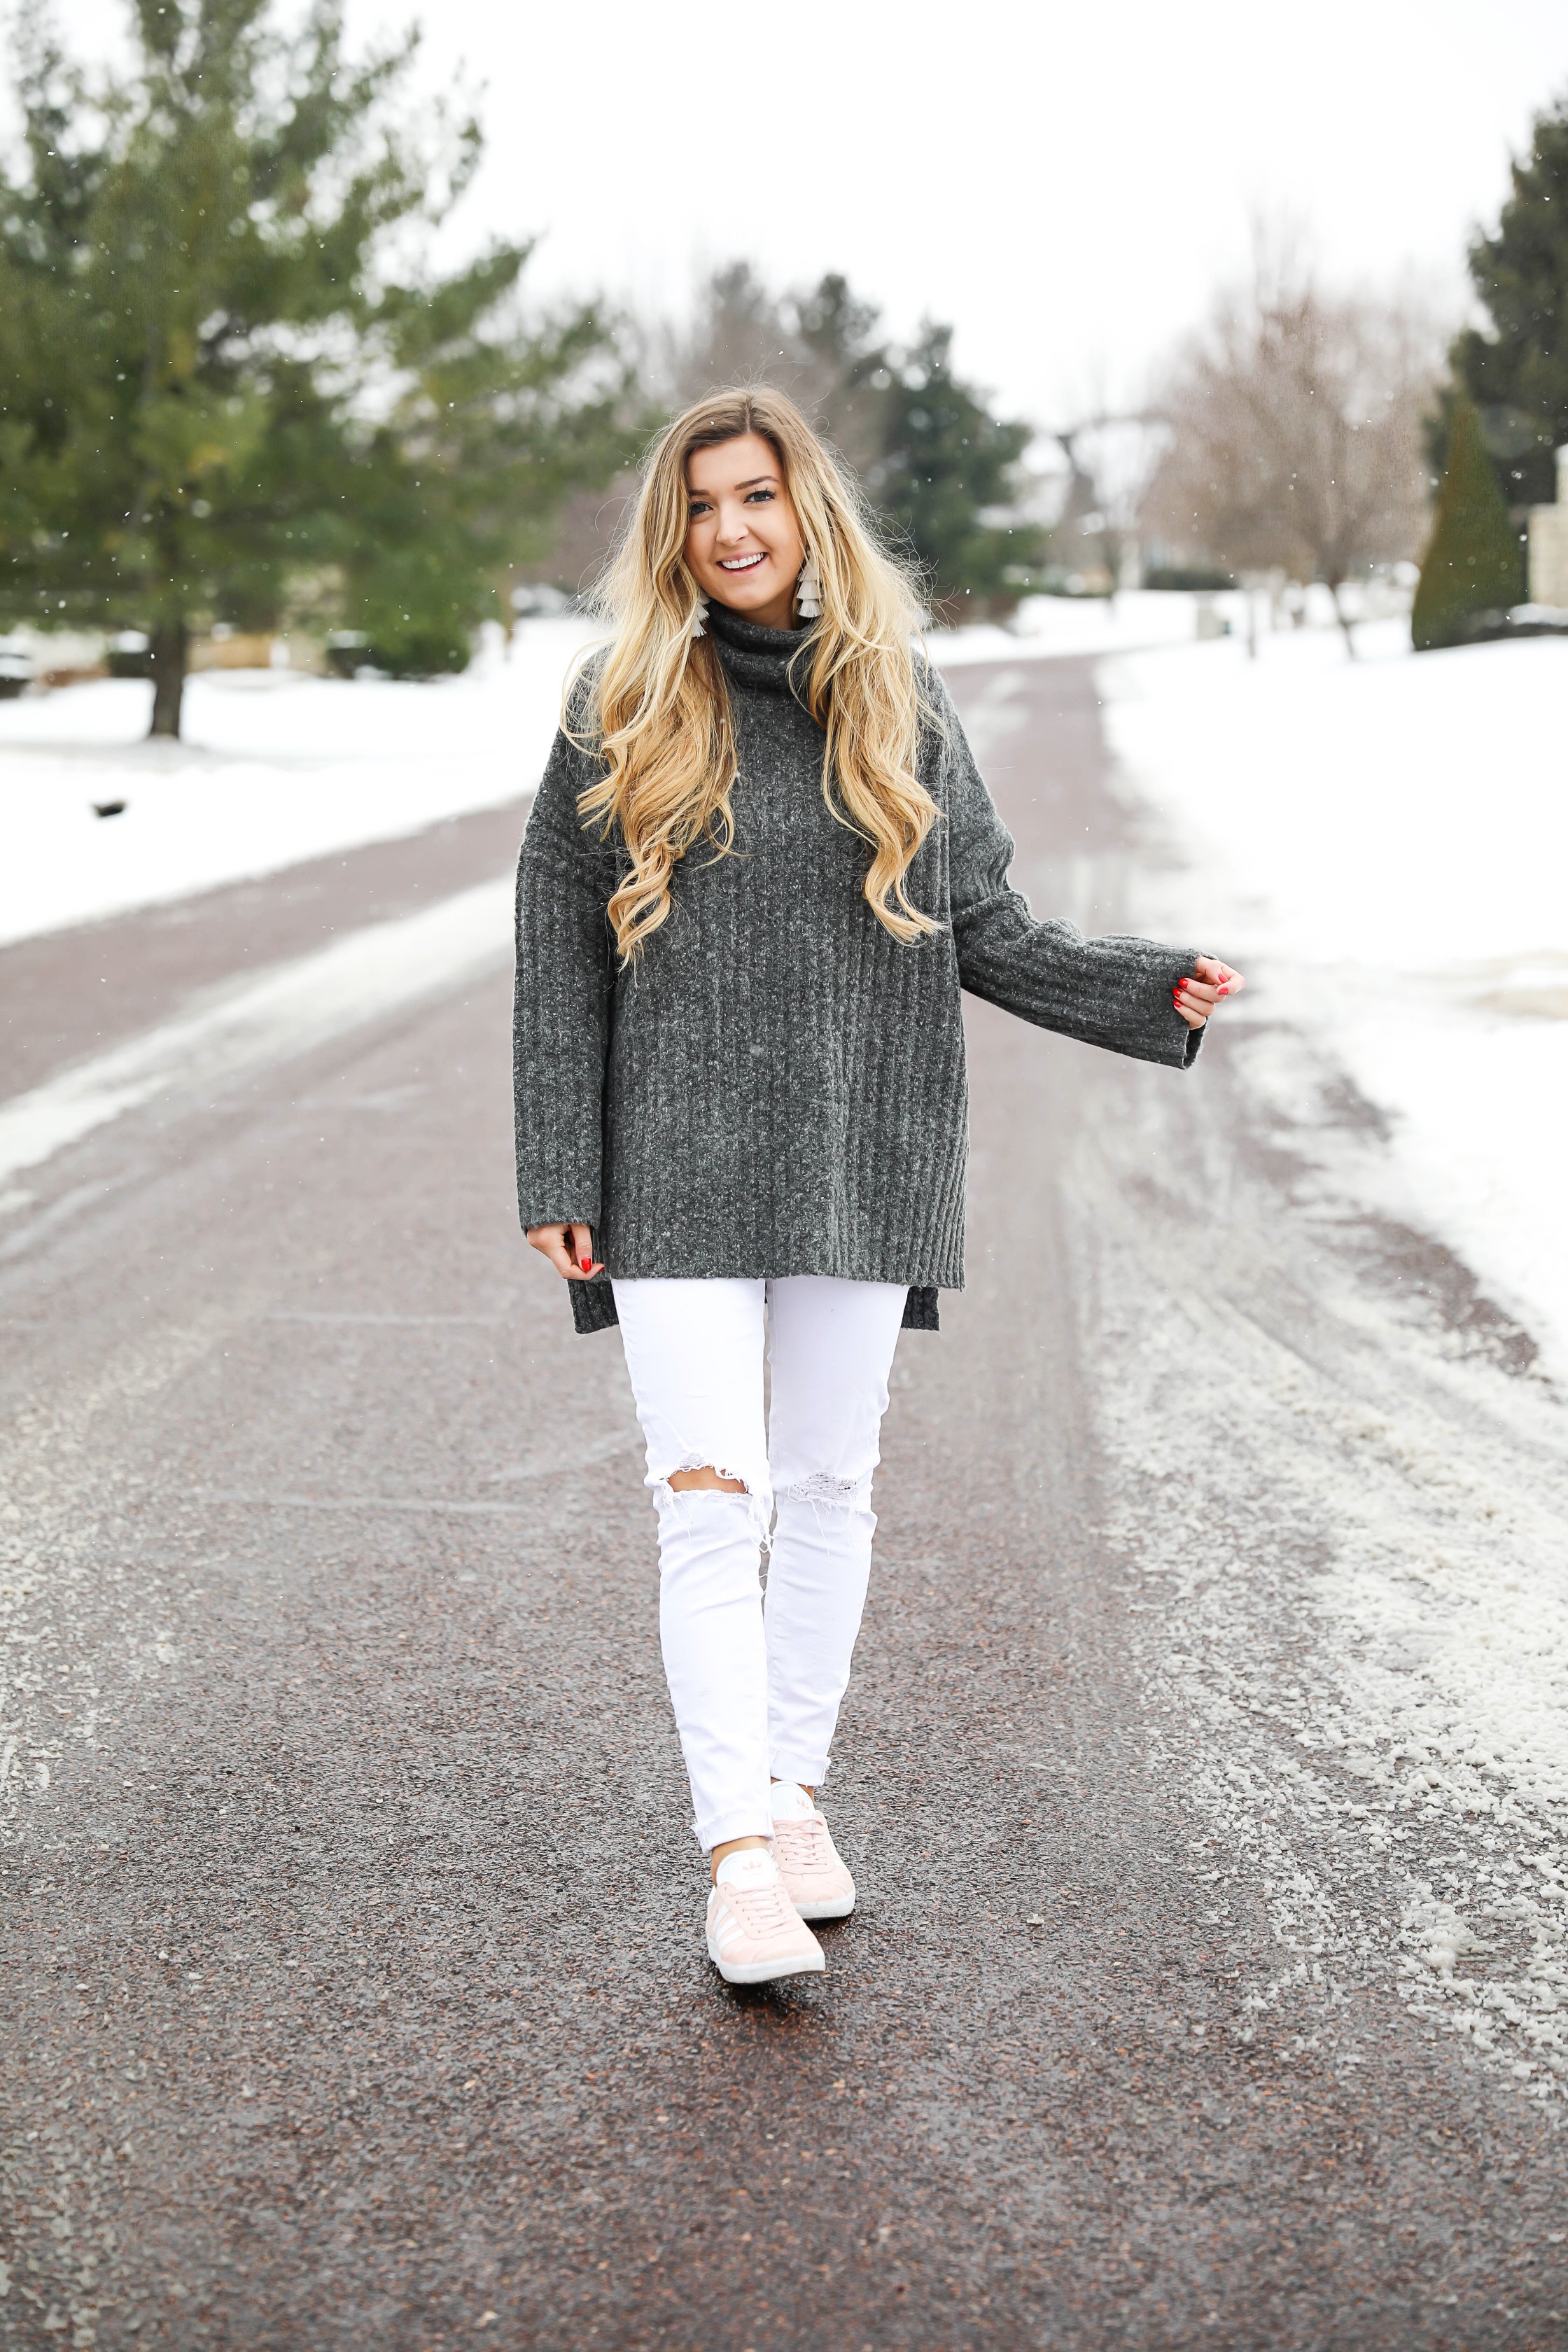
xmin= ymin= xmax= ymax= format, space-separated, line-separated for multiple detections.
xmin=690 ymin=593 xmax=708 ymax=639
xmin=796 ymin=554 xmax=823 ymax=620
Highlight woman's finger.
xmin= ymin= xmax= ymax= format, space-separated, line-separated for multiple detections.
xmin=526 ymin=1223 xmax=597 ymax=1281
xmin=1173 ymin=979 xmax=1217 ymax=1026
xmin=543 ymin=1226 xmax=579 ymax=1279
xmin=1195 ymin=955 xmax=1246 ymax=998
xmin=565 ymin=1221 xmax=603 ymax=1280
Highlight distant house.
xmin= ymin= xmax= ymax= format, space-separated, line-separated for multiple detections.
xmin=1528 ymin=448 xmax=1568 ymax=609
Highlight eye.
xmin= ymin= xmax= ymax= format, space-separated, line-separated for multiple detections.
xmin=743 ymin=488 xmax=776 ymax=505
xmin=687 ymin=498 xmax=713 ymax=517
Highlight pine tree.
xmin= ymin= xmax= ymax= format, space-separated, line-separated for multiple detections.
xmin=1410 ymin=393 xmax=1523 ymax=650
xmin=1454 ymin=91 xmax=1568 ymax=510
xmin=867 ymin=324 xmax=1043 ymax=620
xmin=0 ymin=0 xmax=627 ymax=736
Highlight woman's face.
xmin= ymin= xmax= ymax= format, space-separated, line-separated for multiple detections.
xmin=683 ymin=432 xmax=806 ymax=631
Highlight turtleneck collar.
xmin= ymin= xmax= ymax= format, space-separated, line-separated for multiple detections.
xmin=704 ymin=600 xmax=817 ymax=699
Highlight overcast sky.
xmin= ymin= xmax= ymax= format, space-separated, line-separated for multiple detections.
xmin=55 ymin=0 xmax=1568 ymax=424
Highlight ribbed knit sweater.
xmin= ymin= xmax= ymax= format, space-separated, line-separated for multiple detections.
xmin=512 ymin=603 xmax=1202 ymax=1334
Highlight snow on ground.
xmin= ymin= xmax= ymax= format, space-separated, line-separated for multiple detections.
xmin=0 ymin=616 xmax=601 ymax=948
xmin=7 ymin=589 xmax=1564 ymax=2102
xmin=0 ymin=594 xmax=1224 ymax=949
xmin=0 ymin=878 xmax=512 ymax=1208
xmin=0 ymin=587 xmax=1295 ymax=955
xmin=929 ymin=584 xmax=1247 ymax=667
xmin=1099 ymin=618 xmax=1568 ymax=1382
xmin=8 ymin=592 xmax=1563 ymax=1400
xmin=1095 ymin=617 xmax=1568 ymax=2103
xmin=1076 ymin=1105 xmax=1568 ymax=2104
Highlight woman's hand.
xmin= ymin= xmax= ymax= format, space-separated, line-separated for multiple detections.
xmin=1173 ymin=954 xmax=1245 ymax=1031
xmin=526 ymin=1222 xmax=603 ymax=1280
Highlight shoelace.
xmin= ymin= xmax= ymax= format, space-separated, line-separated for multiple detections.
xmin=723 ymin=1873 xmax=797 ymax=1937
xmin=772 ymin=1816 xmax=827 ymax=1874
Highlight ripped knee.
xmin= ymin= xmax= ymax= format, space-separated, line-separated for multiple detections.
xmin=776 ymin=1471 xmax=870 ymax=1508
xmin=666 ymin=1463 xmax=748 ymax=1495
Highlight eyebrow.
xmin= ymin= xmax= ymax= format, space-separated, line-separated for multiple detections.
xmin=690 ymin=473 xmax=780 ymax=495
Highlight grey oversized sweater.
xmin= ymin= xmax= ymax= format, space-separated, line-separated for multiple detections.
xmin=513 ymin=603 xmax=1201 ymax=1334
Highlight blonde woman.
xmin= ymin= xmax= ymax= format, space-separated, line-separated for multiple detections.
xmin=513 ymin=388 xmax=1242 ymax=1986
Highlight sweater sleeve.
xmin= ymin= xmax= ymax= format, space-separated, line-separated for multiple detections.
xmin=512 ymin=715 xmax=617 ymax=1233
xmin=933 ymin=676 xmax=1204 ymax=1071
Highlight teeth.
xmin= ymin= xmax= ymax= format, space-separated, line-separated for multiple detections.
xmin=720 ymin=554 xmax=764 ymax=570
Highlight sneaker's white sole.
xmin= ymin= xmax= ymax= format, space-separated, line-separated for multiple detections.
xmin=792 ymin=1889 xmax=856 ymax=1921
xmin=706 ymin=1935 xmax=826 ymax=1985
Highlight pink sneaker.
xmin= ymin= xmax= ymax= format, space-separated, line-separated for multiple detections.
xmin=706 ymin=1848 xmax=825 ymax=1985
xmin=770 ymin=1782 xmax=856 ymax=1921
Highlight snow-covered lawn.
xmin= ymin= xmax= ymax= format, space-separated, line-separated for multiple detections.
xmin=0 ymin=591 xmax=1241 ymax=950
xmin=6 ymin=594 xmax=1563 ymax=1389
xmin=931 ymin=583 xmax=1250 ymax=666
xmin=1100 ymin=620 xmax=1568 ymax=1378
xmin=0 ymin=616 xmax=599 ymax=946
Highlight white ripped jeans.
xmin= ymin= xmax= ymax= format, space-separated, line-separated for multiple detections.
xmin=613 ymin=1275 xmax=908 ymax=1850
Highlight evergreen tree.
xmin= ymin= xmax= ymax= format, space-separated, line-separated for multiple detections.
xmin=1410 ymin=392 xmax=1523 ymax=650
xmin=1454 ymin=90 xmax=1568 ymax=509
xmin=867 ymin=324 xmax=1044 ymax=620
xmin=0 ymin=0 xmax=627 ymax=736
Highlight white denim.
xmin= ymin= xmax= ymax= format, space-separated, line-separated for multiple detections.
xmin=612 ymin=1274 xmax=907 ymax=1849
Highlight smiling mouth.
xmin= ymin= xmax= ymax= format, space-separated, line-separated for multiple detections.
xmin=718 ymin=552 xmax=766 ymax=573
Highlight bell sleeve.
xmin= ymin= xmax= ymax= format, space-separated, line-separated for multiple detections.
xmin=934 ymin=676 xmax=1204 ymax=1070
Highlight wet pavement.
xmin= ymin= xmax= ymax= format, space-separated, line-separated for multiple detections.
xmin=2 ymin=658 xmax=1563 ymax=2349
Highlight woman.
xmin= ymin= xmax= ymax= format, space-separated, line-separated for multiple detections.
xmin=513 ymin=388 xmax=1241 ymax=1987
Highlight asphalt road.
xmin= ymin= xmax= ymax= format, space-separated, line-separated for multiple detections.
xmin=2 ymin=657 xmax=1564 ymax=2351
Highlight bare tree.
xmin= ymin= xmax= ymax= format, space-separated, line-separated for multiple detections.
xmin=661 ymin=262 xmax=797 ymax=405
xmin=1144 ymin=236 xmax=1442 ymax=651
xmin=657 ymin=262 xmax=890 ymax=475
xmin=1046 ymin=410 xmax=1170 ymax=594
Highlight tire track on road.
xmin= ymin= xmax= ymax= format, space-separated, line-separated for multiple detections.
xmin=0 ymin=875 xmax=512 ymax=1208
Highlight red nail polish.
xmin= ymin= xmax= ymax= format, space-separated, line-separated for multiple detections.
xmin=579 ymin=1257 xmax=592 ymax=1273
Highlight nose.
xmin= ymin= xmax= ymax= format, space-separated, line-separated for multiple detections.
xmin=715 ymin=502 xmax=754 ymax=546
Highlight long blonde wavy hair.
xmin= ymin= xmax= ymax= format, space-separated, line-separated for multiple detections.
xmin=570 ymin=387 xmax=940 ymax=963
